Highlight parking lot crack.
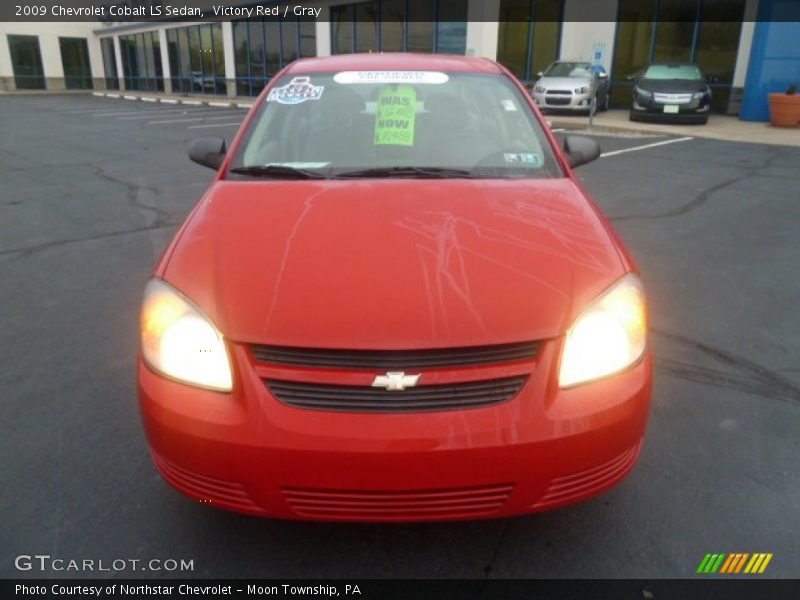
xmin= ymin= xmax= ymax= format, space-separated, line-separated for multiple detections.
xmin=652 ymin=328 xmax=800 ymax=403
xmin=92 ymin=165 xmax=175 ymax=228
xmin=0 ymin=222 xmax=182 ymax=262
xmin=610 ymin=148 xmax=781 ymax=222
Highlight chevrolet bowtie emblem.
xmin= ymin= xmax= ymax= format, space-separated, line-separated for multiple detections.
xmin=371 ymin=371 xmax=421 ymax=391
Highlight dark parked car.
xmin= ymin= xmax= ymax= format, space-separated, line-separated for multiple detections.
xmin=629 ymin=63 xmax=712 ymax=124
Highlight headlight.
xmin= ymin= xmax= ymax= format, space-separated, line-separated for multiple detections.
xmin=634 ymin=86 xmax=652 ymax=98
xmin=558 ymin=274 xmax=647 ymax=388
xmin=575 ymin=86 xmax=590 ymax=94
xmin=692 ymin=89 xmax=710 ymax=100
xmin=141 ymin=278 xmax=233 ymax=392
xmin=534 ymin=85 xmax=546 ymax=93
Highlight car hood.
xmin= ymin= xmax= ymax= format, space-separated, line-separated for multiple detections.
xmin=538 ymin=76 xmax=590 ymax=89
xmin=162 ymin=178 xmax=626 ymax=348
xmin=637 ymin=78 xmax=708 ymax=93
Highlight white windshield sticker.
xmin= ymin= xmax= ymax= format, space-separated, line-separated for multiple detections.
xmin=504 ymin=153 xmax=542 ymax=166
xmin=501 ymin=99 xmax=518 ymax=111
xmin=267 ymin=77 xmax=324 ymax=105
xmin=333 ymin=71 xmax=449 ymax=85
xmin=265 ymin=162 xmax=330 ymax=168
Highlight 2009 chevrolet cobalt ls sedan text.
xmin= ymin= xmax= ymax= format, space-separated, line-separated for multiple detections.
xmin=139 ymin=53 xmax=652 ymax=521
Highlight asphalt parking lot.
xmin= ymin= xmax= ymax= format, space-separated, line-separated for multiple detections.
xmin=2 ymin=94 xmax=798 ymax=579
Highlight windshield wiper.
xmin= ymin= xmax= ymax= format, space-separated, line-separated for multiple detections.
xmin=336 ymin=166 xmax=476 ymax=179
xmin=227 ymin=165 xmax=329 ymax=179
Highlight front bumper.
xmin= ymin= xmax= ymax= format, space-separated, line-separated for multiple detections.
xmin=631 ymin=94 xmax=710 ymax=122
xmin=533 ymin=90 xmax=593 ymax=111
xmin=139 ymin=339 xmax=652 ymax=521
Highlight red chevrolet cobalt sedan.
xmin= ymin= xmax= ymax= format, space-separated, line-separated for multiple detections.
xmin=138 ymin=54 xmax=652 ymax=521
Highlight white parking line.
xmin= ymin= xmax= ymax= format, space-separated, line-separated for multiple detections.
xmin=69 ymin=106 xmax=116 ymax=113
xmin=160 ymin=99 xmax=179 ymax=104
xmin=208 ymin=101 xmax=232 ymax=107
xmin=551 ymin=128 xmax=566 ymax=132
xmin=237 ymin=102 xmax=254 ymax=109
xmin=92 ymin=92 xmax=105 ymax=97
xmin=123 ymin=95 xmax=138 ymax=100
xmin=187 ymin=122 xmax=243 ymax=129
xmin=93 ymin=108 xmax=187 ymax=117
xmin=181 ymin=99 xmax=202 ymax=105
xmin=141 ymin=97 xmax=157 ymax=102
xmin=600 ymin=136 xmax=694 ymax=158
xmin=107 ymin=93 xmax=120 ymax=98
xmin=118 ymin=109 xmax=225 ymax=120
xmin=149 ymin=114 xmax=245 ymax=125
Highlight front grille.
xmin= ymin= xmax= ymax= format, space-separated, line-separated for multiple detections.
xmin=654 ymin=93 xmax=692 ymax=104
xmin=531 ymin=441 xmax=642 ymax=510
xmin=266 ymin=375 xmax=527 ymax=413
xmin=546 ymin=90 xmax=572 ymax=95
xmin=152 ymin=453 xmax=262 ymax=514
xmin=545 ymin=96 xmax=572 ymax=105
xmin=252 ymin=341 xmax=540 ymax=370
xmin=282 ymin=483 xmax=514 ymax=521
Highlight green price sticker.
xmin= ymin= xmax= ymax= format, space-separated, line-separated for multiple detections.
xmin=374 ymin=85 xmax=417 ymax=146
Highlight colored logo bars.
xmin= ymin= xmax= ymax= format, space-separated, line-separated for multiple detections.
xmin=697 ymin=553 xmax=773 ymax=574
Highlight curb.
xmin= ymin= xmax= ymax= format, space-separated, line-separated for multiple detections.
xmin=82 ymin=91 xmax=255 ymax=109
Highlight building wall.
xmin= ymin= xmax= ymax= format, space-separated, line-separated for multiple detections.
xmin=740 ymin=0 xmax=800 ymax=121
xmin=0 ymin=22 xmax=104 ymax=91
xmin=559 ymin=1 xmax=618 ymax=73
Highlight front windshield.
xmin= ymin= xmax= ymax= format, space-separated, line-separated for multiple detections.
xmin=544 ymin=62 xmax=592 ymax=78
xmin=229 ymin=71 xmax=561 ymax=179
xmin=643 ymin=64 xmax=703 ymax=81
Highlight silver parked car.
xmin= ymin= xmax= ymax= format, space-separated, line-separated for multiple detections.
xmin=532 ymin=61 xmax=610 ymax=113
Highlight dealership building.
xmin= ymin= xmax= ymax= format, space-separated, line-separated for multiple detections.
xmin=1 ymin=0 xmax=798 ymax=121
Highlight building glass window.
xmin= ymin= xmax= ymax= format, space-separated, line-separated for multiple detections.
xmin=380 ymin=0 xmax=405 ymax=51
xmin=497 ymin=0 xmax=563 ymax=84
xmin=264 ymin=22 xmax=281 ymax=78
xmin=407 ymin=0 xmax=435 ymax=53
xmin=165 ymin=24 xmax=227 ymax=95
xmin=611 ymin=0 xmax=745 ymax=111
xmin=435 ymin=0 xmax=469 ymax=54
xmin=59 ymin=37 xmax=93 ymax=90
xmin=119 ymin=32 xmax=163 ymax=92
xmin=282 ymin=19 xmax=300 ymax=64
xmin=178 ymin=28 xmax=191 ymax=92
xmin=331 ymin=0 xmax=467 ymax=55
xmin=8 ymin=34 xmax=46 ymax=90
xmin=100 ymin=38 xmax=119 ymax=90
xmin=331 ymin=5 xmax=355 ymax=54
xmin=354 ymin=1 xmax=379 ymax=53
xmin=232 ymin=18 xmax=317 ymax=97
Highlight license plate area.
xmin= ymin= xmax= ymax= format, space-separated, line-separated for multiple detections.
xmin=663 ymin=105 xmax=680 ymax=114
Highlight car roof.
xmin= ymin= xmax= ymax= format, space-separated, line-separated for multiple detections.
xmin=285 ymin=53 xmax=503 ymax=75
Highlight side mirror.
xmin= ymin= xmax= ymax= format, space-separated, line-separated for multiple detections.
xmin=189 ymin=137 xmax=227 ymax=170
xmin=536 ymin=71 xmax=544 ymax=78
xmin=563 ymin=135 xmax=600 ymax=168
xmin=598 ymin=71 xmax=608 ymax=79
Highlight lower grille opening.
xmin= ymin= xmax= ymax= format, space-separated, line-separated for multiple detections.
xmin=266 ymin=375 xmax=528 ymax=413
xmin=282 ymin=483 xmax=514 ymax=520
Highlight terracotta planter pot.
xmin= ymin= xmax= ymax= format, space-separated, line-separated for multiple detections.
xmin=768 ymin=93 xmax=800 ymax=127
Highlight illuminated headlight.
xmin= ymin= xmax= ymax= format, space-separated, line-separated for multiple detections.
xmin=559 ymin=274 xmax=647 ymax=388
xmin=141 ymin=278 xmax=233 ymax=392
xmin=575 ymin=86 xmax=590 ymax=94
xmin=534 ymin=85 xmax=546 ymax=94
xmin=634 ymin=86 xmax=652 ymax=98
